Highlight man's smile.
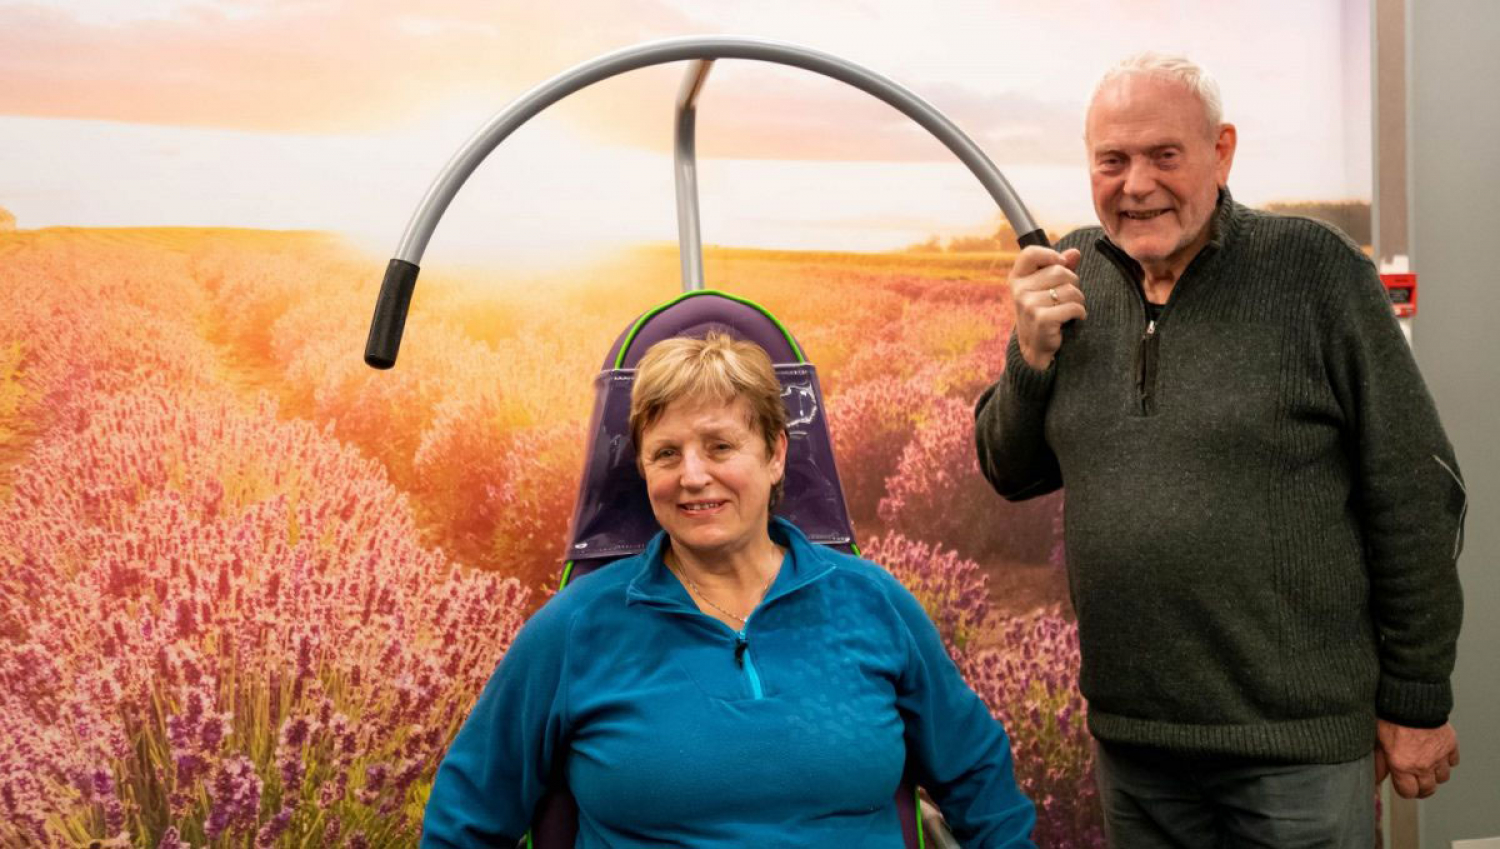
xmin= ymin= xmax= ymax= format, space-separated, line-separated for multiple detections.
xmin=1121 ymin=209 xmax=1170 ymax=220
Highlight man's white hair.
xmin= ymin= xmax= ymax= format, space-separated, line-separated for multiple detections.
xmin=1094 ymin=52 xmax=1224 ymax=130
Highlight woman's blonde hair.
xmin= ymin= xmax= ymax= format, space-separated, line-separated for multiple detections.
xmin=630 ymin=333 xmax=788 ymax=502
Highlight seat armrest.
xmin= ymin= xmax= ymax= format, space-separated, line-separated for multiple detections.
xmin=919 ymin=797 xmax=961 ymax=849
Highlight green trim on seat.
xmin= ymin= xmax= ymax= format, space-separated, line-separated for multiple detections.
xmin=558 ymin=560 xmax=576 ymax=591
xmin=524 ymin=831 xmax=533 ymax=849
xmin=915 ymin=785 xmax=926 ymax=849
xmin=613 ymin=289 xmax=806 ymax=369
xmin=850 ymin=542 xmax=862 ymax=557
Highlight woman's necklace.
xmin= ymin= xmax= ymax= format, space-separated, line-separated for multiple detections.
xmin=667 ymin=548 xmax=779 ymax=625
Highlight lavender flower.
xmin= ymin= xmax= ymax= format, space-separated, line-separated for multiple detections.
xmin=276 ymin=716 xmax=312 ymax=794
xmin=320 ymin=815 xmax=343 ymax=845
xmin=255 ymin=805 xmax=293 ymax=847
xmin=205 ymin=756 xmax=262 ymax=840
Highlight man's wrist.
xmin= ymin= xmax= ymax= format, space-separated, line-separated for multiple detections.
xmin=1378 ymin=714 xmax=1448 ymax=731
xmin=1019 ymin=348 xmax=1053 ymax=372
xmin=1377 ymin=673 xmax=1453 ymax=729
xmin=1005 ymin=338 xmax=1056 ymax=399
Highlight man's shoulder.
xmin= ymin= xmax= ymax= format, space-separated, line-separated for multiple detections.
xmin=1233 ymin=205 xmax=1388 ymax=318
xmin=1237 ymin=203 xmax=1373 ymax=268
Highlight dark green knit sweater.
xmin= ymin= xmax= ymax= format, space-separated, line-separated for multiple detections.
xmin=974 ymin=191 xmax=1465 ymax=763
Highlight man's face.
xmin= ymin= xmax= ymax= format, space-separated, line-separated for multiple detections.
xmin=1086 ymin=73 xmax=1236 ymax=276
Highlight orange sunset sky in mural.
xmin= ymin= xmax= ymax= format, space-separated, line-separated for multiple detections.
xmin=0 ymin=0 xmax=1371 ymax=267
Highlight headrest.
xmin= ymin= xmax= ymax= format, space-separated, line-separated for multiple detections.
xmin=562 ymin=291 xmax=856 ymax=580
xmin=602 ymin=290 xmax=804 ymax=369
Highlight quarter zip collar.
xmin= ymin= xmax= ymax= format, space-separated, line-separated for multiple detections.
xmin=1092 ymin=189 xmax=1239 ymax=418
xmin=625 ymin=517 xmax=837 ymax=615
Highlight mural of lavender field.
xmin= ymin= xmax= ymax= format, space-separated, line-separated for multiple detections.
xmin=0 ymin=230 xmax=1087 ymax=847
xmin=1 ymin=1 xmax=1371 ymax=846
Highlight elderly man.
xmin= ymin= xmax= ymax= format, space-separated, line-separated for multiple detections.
xmin=975 ymin=53 xmax=1465 ymax=847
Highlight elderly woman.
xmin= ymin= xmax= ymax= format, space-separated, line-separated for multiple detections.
xmin=421 ymin=333 xmax=1035 ymax=848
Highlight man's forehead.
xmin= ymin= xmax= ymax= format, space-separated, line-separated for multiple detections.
xmin=1086 ymin=73 xmax=1209 ymax=141
xmin=1086 ymin=125 xmax=1191 ymax=153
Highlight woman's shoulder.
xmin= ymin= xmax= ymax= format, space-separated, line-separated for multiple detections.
xmin=831 ymin=550 xmax=908 ymax=593
xmin=520 ymin=556 xmax=644 ymax=638
xmin=800 ymin=542 xmax=925 ymax=620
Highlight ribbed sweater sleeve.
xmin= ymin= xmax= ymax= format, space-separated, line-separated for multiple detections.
xmin=1319 ymin=240 xmax=1465 ymax=727
xmin=973 ymin=314 xmax=1064 ymax=503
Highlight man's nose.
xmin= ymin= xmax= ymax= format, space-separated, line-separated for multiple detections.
xmin=1122 ymin=160 xmax=1156 ymax=197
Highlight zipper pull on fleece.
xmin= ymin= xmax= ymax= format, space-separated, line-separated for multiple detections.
xmin=734 ymin=631 xmax=749 ymax=668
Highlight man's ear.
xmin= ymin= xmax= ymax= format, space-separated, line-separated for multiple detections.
xmin=1215 ymin=123 xmax=1238 ymax=186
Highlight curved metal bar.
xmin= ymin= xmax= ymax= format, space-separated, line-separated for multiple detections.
xmin=674 ymin=60 xmax=713 ymax=291
xmin=392 ymin=35 xmax=1042 ymax=263
xmin=367 ymin=34 xmax=1049 ymax=368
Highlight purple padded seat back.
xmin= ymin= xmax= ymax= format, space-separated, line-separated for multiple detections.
xmin=533 ymin=290 xmax=921 ymax=849
xmin=561 ymin=290 xmax=856 ymax=579
xmin=603 ymin=289 xmax=803 ymax=368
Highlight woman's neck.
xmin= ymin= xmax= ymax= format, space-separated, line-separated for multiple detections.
xmin=668 ymin=535 xmax=782 ymax=593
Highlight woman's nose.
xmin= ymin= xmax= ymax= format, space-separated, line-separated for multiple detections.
xmin=679 ymin=450 xmax=711 ymax=487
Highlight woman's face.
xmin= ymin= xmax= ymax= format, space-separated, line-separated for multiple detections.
xmin=638 ymin=395 xmax=787 ymax=563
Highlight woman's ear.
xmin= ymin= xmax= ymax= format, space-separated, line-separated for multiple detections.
xmin=770 ymin=429 xmax=789 ymax=482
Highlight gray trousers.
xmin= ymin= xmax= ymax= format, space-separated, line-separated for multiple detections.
xmin=1095 ymin=741 xmax=1376 ymax=849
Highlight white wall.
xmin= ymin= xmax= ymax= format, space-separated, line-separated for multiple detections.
xmin=1409 ymin=0 xmax=1500 ymax=845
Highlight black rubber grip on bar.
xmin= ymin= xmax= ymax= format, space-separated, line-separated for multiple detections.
xmin=364 ymin=259 xmax=420 ymax=369
xmin=1016 ymin=228 xmax=1051 ymax=250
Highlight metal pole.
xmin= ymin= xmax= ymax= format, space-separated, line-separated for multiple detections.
xmin=674 ymin=60 xmax=713 ymax=292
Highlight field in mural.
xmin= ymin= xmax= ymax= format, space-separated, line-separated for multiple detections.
xmin=0 ymin=224 xmax=1096 ymax=847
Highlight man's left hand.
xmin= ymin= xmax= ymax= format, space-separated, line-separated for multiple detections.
xmin=1375 ymin=719 xmax=1459 ymax=799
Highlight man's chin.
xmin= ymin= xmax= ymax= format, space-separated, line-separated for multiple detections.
xmin=1112 ymin=236 xmax=1174 ymax=266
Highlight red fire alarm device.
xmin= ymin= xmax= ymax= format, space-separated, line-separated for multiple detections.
xmin=1381 ymin=273 xmax=1417 ymax=318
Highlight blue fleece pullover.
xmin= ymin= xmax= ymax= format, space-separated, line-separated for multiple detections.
xmin=421 ymin=518 xmax=1035 ymax=848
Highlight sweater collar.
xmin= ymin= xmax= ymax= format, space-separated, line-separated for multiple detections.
xmin=1094 ymin=186 xmax=1241 ymax=277
xmin=625 ymin=517 xmax=837 ymax=614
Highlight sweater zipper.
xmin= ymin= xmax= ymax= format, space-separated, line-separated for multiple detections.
xmin=1138 ymin=318 xmax=1160 ymax=415
xmin=1099 ymin=224 xmax=1220 ymax=418
xmin=734 ymin=629 xmax=764 ymax=699
xmin=1101 ymin=243 xmax=1164 ymax=417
